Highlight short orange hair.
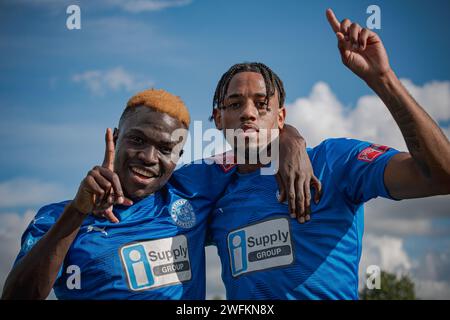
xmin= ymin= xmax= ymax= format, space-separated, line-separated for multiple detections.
xmin=126 ymin=88 xmax=190 ymax=127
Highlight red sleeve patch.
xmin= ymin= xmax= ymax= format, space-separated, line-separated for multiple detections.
xmin=357 ymin=144 xmax=390 ymax=162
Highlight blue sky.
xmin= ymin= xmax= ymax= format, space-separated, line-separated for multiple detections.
xmin=1 ymin=0 xmax=450 ymax=185
xmin=1 ymin=0 xmax=449 ymax=299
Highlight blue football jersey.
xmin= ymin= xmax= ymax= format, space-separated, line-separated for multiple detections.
xmin=208 ymin=138 xmax=400 ymax=300
xmin=14 ymin=160 xmax=235 ymax=300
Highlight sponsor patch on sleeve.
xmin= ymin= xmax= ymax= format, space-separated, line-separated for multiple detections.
xmin=357 ymin=144 xmax=390 ymax=162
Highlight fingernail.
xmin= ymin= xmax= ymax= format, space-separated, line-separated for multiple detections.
xmin=305 ymin=215 xmax=311 ymax=221
xmin=299 ymin=217 xmax=305 ymax=223
xmin=290 ymin=213 xmax=296 ymax=219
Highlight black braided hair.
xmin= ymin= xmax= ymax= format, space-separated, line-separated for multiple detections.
xmin=211 ymin=62 xmax=285 ymax=120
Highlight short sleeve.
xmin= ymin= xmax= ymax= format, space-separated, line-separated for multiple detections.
xmin=323 ymin=138 xmax=400 ymax=204
xmin=13 ymin=201 xmax=68 ymax=279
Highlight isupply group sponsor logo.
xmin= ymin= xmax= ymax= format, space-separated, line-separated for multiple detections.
xmin=227 ymin=218 xmax=293 ymax=277
xmin=120 ymin=235 xmax=191 ymax=291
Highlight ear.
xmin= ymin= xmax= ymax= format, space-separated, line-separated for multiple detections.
xmin=213 ymin=108 xmax=223 ymax=130
xmin=278 ymin=106 xmax=286 ymax=129
xmin=113 ymin=128 xmax=119 ymax=145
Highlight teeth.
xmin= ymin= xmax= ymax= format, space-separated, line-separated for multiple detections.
xmin=131 ymin=166 xmax=154 ymax=178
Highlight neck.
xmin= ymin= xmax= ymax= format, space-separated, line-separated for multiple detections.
xmin=234 ymin=145 xmax=273 ymax=174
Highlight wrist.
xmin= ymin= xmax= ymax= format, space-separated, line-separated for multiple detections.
xmin=365 ymin=68 xmax=397 ymax=90
xmin=67 ymin=201 xmax=90 ymax=219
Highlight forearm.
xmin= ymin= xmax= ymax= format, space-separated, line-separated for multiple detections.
xmin=1 ymin=202 xmax=85 ymax=300
xmin=367 ymin=70 xmax=450 ymax=186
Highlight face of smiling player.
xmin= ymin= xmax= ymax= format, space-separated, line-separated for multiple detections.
xmin=113 ymin=106 xmax=187 ymax=200
xmin=213 ymin=71 xmax=286 ymax=160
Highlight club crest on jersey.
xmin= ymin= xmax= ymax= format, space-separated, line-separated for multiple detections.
xmin=357 ymin=144 xmax=390 ymax=162
xmin=170 ymin=199 xmax=196 ymax=229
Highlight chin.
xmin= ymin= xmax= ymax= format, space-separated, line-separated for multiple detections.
xmin=127 ymin=185 xmax=158 ymax=201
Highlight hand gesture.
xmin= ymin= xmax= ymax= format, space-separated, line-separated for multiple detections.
xmin=326 ymin=8 xmax=391 ymax=82
xmin=72 ymin=128 xmax=132 ymax=223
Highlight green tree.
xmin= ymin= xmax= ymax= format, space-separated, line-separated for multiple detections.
xmin=360 ymin=270 xmax=416 ymax=300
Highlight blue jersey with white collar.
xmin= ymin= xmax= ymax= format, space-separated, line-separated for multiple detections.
xmin=14 ymin=161 xmax=235 ymax=300
xmin=208 ymin=138 xmax=400 ymax=300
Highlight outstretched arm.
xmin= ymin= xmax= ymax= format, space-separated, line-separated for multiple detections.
xmin=326 ymin=8 xmax=450 ymax=199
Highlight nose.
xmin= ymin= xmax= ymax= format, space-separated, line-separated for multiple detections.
xmin=137 ymin=145 xmax=159 ymax=165
xmin=239 ymin=99 xmax=258 ymax=123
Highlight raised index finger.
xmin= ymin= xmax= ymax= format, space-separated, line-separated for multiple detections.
xmin=102 ymin=128 xmax=115 ymax=170
xmin=326 ymin=8 xmax=341 ymax=33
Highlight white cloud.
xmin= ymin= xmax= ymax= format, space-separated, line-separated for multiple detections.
xmin=359 ymin=234 xmax=412 ymax=278
xmin=402 ymin=80 xmax=450 ymax=122
xmin=0 ymin=211 xmax=35 ymax=293
xmin=0 ymin=178 xmax=70 ymax=208
xmin=72 ymin=67 xmax=154 ymax=96
xmin=363 ymin=196 xmax=450 ymax=237
xmin=365 ymin=215 xmax=433 ymax=237
xmin=286 ymin=79 xmax=450 ymax=150
xmin=285 ymin=82 xmax=350 ymax=147
xmin=365 ymin=196 xmax=450 ymax=220
xmin=0 ymin=211 xmax=57 ymax=299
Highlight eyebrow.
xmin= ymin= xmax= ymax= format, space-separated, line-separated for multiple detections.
xmin=127 ymin=128 xmax=176 ymax=146
xmin=225 ymin=92 xmax=267 ymax=100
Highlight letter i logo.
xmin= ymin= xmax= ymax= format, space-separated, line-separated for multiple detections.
xmin=228 ymin=230 xmax=247 ymax=275
xmin=122 ymin=245 xmax=154 ymax=290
